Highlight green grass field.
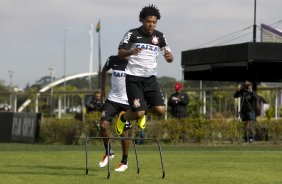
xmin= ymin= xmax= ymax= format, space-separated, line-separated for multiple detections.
xmin=1 ymin=142 xmax=282 ymax=184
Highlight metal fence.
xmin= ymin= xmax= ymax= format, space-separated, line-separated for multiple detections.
xmin=1 ymin=86 xmax=282 ymax=119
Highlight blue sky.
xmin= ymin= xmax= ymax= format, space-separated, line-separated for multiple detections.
xmin=1 ymin=0 xmax=281 ymax=88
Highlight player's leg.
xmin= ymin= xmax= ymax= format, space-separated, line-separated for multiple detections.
xmin=115 ymin=103 xmax=131 ymax=172
xmin=98 ymin=100 xmax=117 ymax=167
xmin=144 ymin=76 xmax=166 ymax=117
xmin=115 ymin=130 xmax=130 ymax=172
xmin=99 ymin=119 xmax=115 ymax=168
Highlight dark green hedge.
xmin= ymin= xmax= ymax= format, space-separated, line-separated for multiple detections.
xmin=39 ymin=115 xmax=282 ymax=145
xmin=39 ymin=118 xmax=83 ymax=145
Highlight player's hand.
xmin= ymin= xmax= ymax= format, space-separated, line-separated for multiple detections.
xmin=164 ymin=48 xmax=173 ymax=63
xmin=130 ymin=48 xmax=142 ymax=56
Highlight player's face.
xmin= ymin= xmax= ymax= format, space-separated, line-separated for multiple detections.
xmin=141 ymin=16 xmax=157 ymax=34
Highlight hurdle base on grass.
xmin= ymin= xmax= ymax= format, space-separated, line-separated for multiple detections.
xmin=85 ymin=137 xmax=165 ymax=179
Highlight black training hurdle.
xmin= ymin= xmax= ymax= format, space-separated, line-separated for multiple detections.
xmin=85 ymin=136 xmax=165 ymax=179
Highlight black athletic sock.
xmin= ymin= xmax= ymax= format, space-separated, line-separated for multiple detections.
xmin=120 ymin=114 xmax=126 ymax=123
xmin=121 ymin=155 xmax=128 ymax=164
xmin=104 ymin=144 xmax=113 ymax=155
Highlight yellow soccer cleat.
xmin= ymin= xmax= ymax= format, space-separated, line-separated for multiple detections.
xmin=137 ymin=114 xmax=146 ymax=129
xmin=115 ymin=111 xmax=126 ymax=135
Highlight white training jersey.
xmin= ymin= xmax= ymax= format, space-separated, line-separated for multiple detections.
xmin=119 ymin=27 xmax=171 ymax=77
xmin=105 ymin=56 xmax=128 ymax=105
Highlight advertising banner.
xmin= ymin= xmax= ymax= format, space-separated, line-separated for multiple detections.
xmin=0 ymin=112 xmax=41 ymax=143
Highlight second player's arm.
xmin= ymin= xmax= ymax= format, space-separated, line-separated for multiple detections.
xmin=101 ymin=64 xmax=109 ymax=101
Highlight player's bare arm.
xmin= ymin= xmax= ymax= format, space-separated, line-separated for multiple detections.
xmin=101 ymin=64 xmax=109 ymax=101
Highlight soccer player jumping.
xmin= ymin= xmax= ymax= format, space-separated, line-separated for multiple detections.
xmin=116 ymin=4 xmax=173 ymax=146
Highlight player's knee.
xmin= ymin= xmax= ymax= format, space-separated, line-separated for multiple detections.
xmin=154 ymin=106 xmax=165 ymax=116
xmin=100 ymin=120 xmax=110 ymax=131
xmin=135 ymin=111 xmax=145 ymax=119
xmin=121 ymin=131 xmax=129 ymax=137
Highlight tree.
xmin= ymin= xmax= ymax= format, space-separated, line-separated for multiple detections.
xmin=0 ymin=80 xmax=10 ymax=104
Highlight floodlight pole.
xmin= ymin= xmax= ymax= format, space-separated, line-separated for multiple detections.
xmin=63 ymin=27 xmax=72 ymax=112
xmin=253 ymin=0 xmax=257 ymax=43
xmin=8 ymin=70 xmax=14 ymax=112
xmin=252 ymin=0 xmax=258 ymax=91
xmin=89 ymin=24 xmax=94 ymax=90
xmin=98 ymin=24 xmax=102 ymax=89
xmin=252 ymin=0 xmax=258 ymax=120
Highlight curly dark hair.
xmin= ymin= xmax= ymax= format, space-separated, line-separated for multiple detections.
xmin=139 ymin=4 xmax=161 ymax=22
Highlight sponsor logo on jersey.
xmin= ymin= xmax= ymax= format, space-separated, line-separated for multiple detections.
xmin=113 ymin=71 xmax=126 ymax=77
xmin=133 ymin=98 xmax=141 ymax=108
xmin=152 ymin=36 xmax=159 ymax=44
xmin=135 ymin=44 xmax=158 ymax=52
